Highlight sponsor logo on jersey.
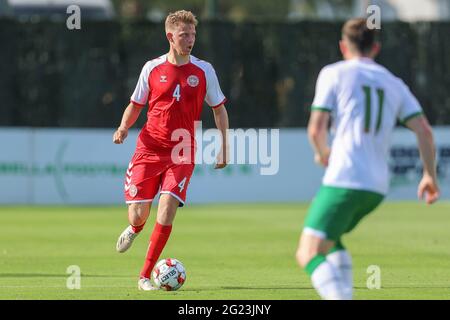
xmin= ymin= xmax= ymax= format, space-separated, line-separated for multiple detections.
xmin=160 ymin=75 xmax=167 ymax=83
xmin=187 ymin=75 xmax=199 ymax=87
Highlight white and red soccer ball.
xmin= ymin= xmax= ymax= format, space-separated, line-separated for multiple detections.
xmin=152 ymin=258 xmax=186 ymax=291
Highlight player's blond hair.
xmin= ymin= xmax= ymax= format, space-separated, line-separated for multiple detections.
xmin=165 ymin=10 xmax=198 ymax=33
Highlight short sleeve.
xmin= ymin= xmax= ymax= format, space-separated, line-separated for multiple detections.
xmin=311 ymin=66 xmax=337 ymax=112
xmin=205 ymin=64 xmax=227 ymax=108
xmin=397 ymin=80 xmax=423 ymax=123
xmin=130 ymin=62 xmax=151 ymax=107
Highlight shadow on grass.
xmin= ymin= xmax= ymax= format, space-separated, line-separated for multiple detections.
xmin=179 ymin=285 xmax=450 ymax=292
xmin=178 ymin=286 xmax=312 ymax=292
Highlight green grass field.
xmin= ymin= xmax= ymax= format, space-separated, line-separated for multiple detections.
xmin=1 ymin=202 xmax=450 ymax=300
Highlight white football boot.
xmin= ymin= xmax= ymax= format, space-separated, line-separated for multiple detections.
xmin=138 ymin=278 xmax=159 ymax=291
xmin=116 ymin=225 xmax=139 ymax=253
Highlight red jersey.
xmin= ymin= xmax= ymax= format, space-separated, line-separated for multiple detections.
xmin=130 ymin=54 xmax=226 ymax=159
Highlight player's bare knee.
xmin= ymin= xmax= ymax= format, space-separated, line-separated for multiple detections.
xmin=156 ymin=194 xmax=179 ymax=225
xmin=296 ymin=243 xmax=311 ymax=268
xmin=296 ymin=245 xmax=319 ymax=268
xmin=296 ymin=233 xmax=326 ymax=268
xmin=128 ymin=203 xmax=150 ymax=226
xmin=155 ymin=207 xmax=175 ymax=225
xmin=156 ymin=216 xmax=171 ymax=226
xmin=157 ymin=207 xmax=177 ymax=225
xmin=295 ymin=248 xmax=306 ymax=268
xmin=130 ymin=216 xmax=146 ymax=227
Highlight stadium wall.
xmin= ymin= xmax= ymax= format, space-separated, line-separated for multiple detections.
xmin=0 ymin=127 xmax=449 ymax=205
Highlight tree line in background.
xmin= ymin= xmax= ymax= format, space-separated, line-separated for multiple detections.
xmin=0 ymin=19 xmax=449 ymax=128
xmin=111 ymin=0 xmax=358 ymax=22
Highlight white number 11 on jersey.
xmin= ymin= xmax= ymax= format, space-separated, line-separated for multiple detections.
xmin=173 ymin=84 xmax=181 ymax=101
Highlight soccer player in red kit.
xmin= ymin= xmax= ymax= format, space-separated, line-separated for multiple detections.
xmin=112 ymin=10 xmax=229 ymax=291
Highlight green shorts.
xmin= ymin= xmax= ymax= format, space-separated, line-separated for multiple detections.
xmin=304 ymin=185 xmax=384 ymax=241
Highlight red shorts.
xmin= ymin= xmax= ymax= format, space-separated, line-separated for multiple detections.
xmin=124 ymin=153 xmax=195 ymax=207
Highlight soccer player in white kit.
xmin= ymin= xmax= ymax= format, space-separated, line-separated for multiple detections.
xmin=296 ymin=18 xmax=440 ymax=300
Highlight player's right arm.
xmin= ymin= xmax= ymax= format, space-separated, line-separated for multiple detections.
xmin=308 ymin=111 xmax=331 ymax=167
xmin=113 ymin=61 xmax=151 ymax=144
xmin=308 ymin=65 xmax=336 ymax=167
xmin=405 ymin=115 xmax=440 ymax=204
xmin=113 ymin=102 xmax=144 ymax=144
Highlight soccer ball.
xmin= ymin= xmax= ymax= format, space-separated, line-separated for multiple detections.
xmin=152 ymin=258 xmax=186 ymax=291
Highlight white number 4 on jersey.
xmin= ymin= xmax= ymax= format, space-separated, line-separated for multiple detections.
xmin=173 ymin=84 xmax=181 ymax=101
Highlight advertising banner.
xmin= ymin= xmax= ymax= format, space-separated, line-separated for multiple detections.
xmin=0 ymin=127 xmax=448 ymax=204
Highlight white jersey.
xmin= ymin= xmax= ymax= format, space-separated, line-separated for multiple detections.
xmin=312 ymin=58 xmax=423 ymax=195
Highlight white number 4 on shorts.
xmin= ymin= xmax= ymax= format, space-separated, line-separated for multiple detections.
xmin=178 ymin=177 xmax=187 ymax=192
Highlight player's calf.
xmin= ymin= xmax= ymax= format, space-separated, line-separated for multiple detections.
xmin=297 ymin=231 xmax=350 ymax=300
xmin=116 ymin=202 xmax=151 ymax=253
xmin=128 ymin=202 xmax=151 ymax=226
xmin=296 ymin=231 xmax=334 ymax=267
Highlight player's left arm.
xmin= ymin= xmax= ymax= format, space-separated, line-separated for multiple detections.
xmin=204 ymin=62 xmax=228 ymax=169
xmin=212 ymin=104 xmax=229 ymax=169
xmin=399 ymin=80 xmax=439 ymax=204
xmin=405 ymin=115 xmax=440 ymax=204
xmin=308 ymin=110 xmax=330 ymax=167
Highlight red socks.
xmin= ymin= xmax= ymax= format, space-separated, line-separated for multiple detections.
xmin=131 ymin=223 xmax=145 ymax=233
xmin=139 ymin=222 xmax=173 ymax=279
